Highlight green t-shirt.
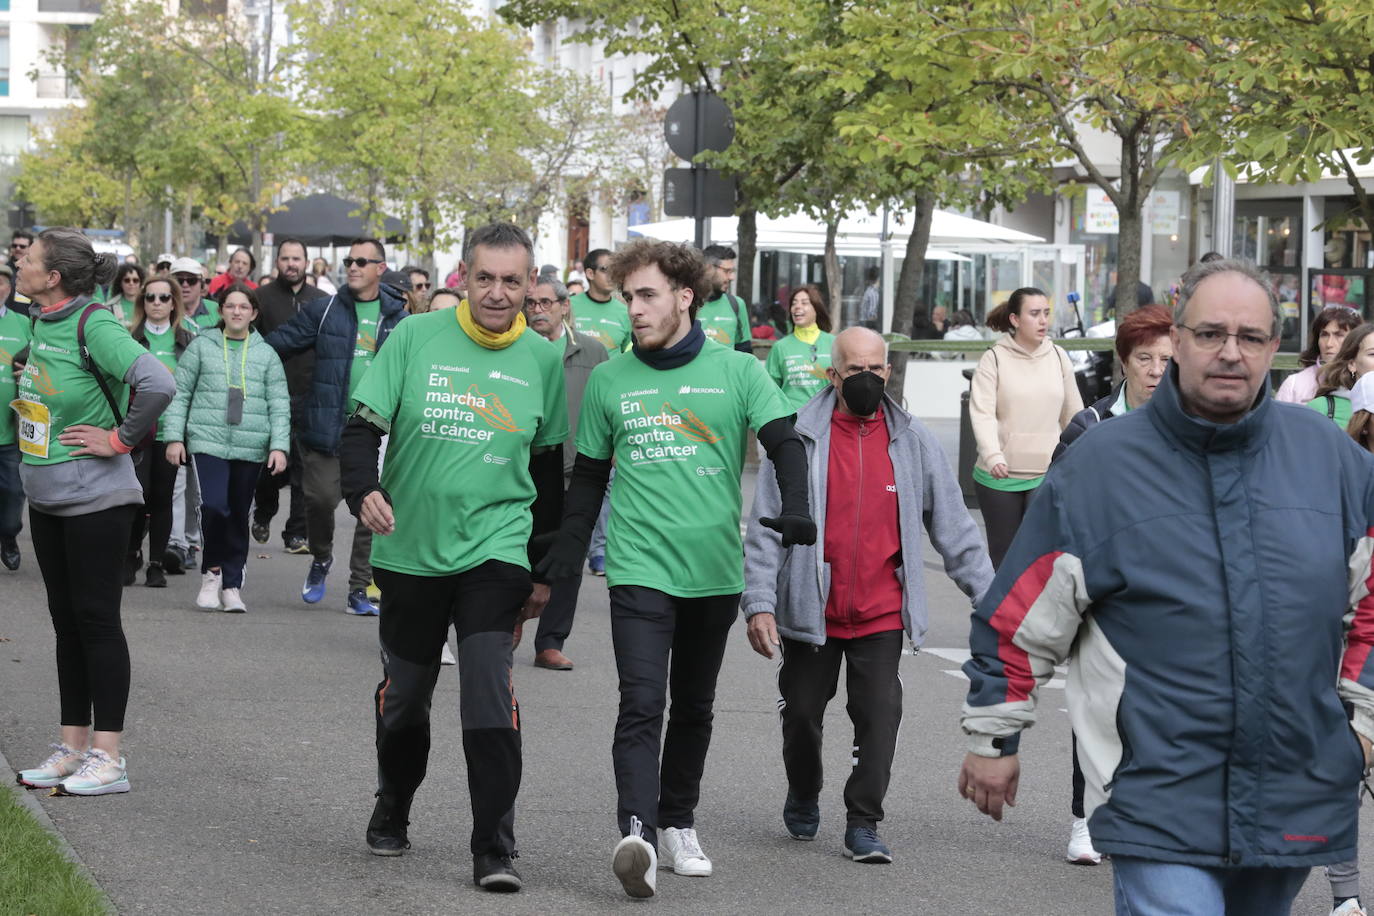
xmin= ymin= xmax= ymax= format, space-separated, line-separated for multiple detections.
xmin=1307 ymin=393 xmax=1352 ymax=428
xmin=577 ymin=339 xmax=792 ymax=597
xmin=0 ymin=308 xmax=34 ymax=446
xmin=191 ymin=298 xmax=220 ymax=331
xmin=765 ymin=330 xmax=834 ymax=410
xmin=143 ymin=325 xmax=180 ymax=441
xmin=14 ymin=305 xmax=147 ymax=465
xmin=351 ymin=310 xmax=570 ymax=577
xmin=698 ymin=293 xmax=750 ymax=349
xmin=109 ymin=298 xmax=135 ymax=329
xmin=973 ymin=466 xmax=1044 ymax=492
xmin=570 ymin=292 xmax=632 ymax=352
xmin=349 ymin=299 xmax=381 ymax=402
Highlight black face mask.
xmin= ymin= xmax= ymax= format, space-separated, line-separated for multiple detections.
xmin=841 ymin=371 xmax=886 ymax=416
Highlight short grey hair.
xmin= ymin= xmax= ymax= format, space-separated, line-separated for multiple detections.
xmin=830 ymin=326 xmax=890 ymax=367
xmin=1173 ymin=258 xmax=1281 ymax=337
xmin=462 ymin=222 xmax=534 ymax=272
xmin=534 ymin=277 xmax=569 ymax=301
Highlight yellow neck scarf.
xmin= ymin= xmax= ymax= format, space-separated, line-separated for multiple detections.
xmin=457 ymin=300 xmax=526 ymax=349
xmin=795 ymin=324 xmax=821 ymax=345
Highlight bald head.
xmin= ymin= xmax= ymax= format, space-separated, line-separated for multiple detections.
xmin=828 ymin=326 xmax=891 ymax=418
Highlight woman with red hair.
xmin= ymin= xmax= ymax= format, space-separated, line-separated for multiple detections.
xmin=1053 ymin=305 xmax=1174 ymax=462
xmin=1050 ymin=304 xmax=1172 ymax=868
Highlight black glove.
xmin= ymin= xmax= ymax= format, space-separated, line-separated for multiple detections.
xmin=535 ymin=536 xmax=585 ymax=582
xmin=760 ymin=514 xmax=817 ymax=547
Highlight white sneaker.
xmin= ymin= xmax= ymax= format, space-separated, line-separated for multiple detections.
xmin=1067 ymin=816 xmax=1102 ymax=865
xmin=57 ymin=748 xmax=129 ymax=796
xmin=612 ymin=817 xmax=657 ymax=898
xmin=1332 ymin=899 xmax=1368 ymax=916
xmin=220 ymin=587 xmax=247 ymax=613
xmin=17 ymin=743 xmax=86 ymax=788
xmin=660 ymin=826 xmax=712 ymax=876
xmin=440 ymin=642 xmax=456 ymax=666
xmin=196 ymin=570 xmax=222 ymax=609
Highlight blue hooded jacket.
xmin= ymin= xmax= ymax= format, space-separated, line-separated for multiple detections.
xmin=962 ymin=364 xmax=1374 ymax=868
xmin=265 ymin=283 xmax=406 ymax=455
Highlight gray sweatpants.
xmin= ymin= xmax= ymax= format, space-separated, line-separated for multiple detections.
xmin=300 ymin=445 xmax=371 ymax=591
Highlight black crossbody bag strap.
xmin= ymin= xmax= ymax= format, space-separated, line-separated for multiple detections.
xmin=77 ymin=303 xmax=124 ymax=427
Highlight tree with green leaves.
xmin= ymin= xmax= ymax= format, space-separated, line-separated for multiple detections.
xmin=15 ymin=108 xmax=128 ymax=232
xmin=895 ymin=0 xmax=1232 ymax=316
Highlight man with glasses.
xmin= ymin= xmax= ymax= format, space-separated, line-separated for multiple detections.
xmin=267 ymin=237 xmax=406 ymax=615
xmin=403 ymin=266 xmax=431 ymax=299
xmin=570 ymin=248 xmax=632 ymax=353
xmin=698 ymin=244 xmax=752 ymax=354
xmin=252 ymin=238 xmax=327 ymax=553
xmin=523 ymin=276 xmax=608 ymax=670
xmin=959 ymin=258 xmax=1374 ymax=916
xmin=169 ymin=258 xmax=220 ymax=331
xmin=7 ymin=231 xmax=33 ymax=315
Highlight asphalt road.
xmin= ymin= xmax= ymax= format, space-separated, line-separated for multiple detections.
xmin=0 ymin=420 xmax=1366 ymax=914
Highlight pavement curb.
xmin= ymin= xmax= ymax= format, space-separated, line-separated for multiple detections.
xmin=0 ymin=744 xmax=116 ymax=915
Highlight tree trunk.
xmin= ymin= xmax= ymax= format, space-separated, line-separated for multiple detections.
xmin=886 ymin=191 xmax=936 ymax=403
xmin=418 ymin=197 xmax=437 ymax=275
xmin=824 ymin=219 xmax=842 ymax=328
xmin=736 ymin=205 xmax=757 ymax=311
xmin=1115 ymin=193 xmax=1145 ymax=318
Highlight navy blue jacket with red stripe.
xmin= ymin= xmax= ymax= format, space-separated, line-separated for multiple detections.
xmin=961 ymin=364 xmax=1374 ymax=868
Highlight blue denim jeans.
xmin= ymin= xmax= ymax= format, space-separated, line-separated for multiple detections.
xmin=0 ymin=441 xmax=24 ymax=541
xmin=1112 ymin=856 xmax=1310 ymax=916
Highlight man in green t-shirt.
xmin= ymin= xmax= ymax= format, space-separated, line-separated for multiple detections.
xmin=0 ymin=289 xmax=32 ymax=569
xmin=537 ymin=239 xmax=816 ymax=900
xmin=569 ymin=247 xmax=632 ymax=352
xmin=340 ymin=222 xmax=568 ymax=893
xmin=267 ymin=238 xmax=407 ymax=616
xmin=697 ymin=244 xmax=752 ymax=354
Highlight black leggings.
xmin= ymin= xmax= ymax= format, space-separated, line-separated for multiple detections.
xmin=975 ymin=481 xmax=1037 ymax=571
xmin=373 ymin=561 xmax=531 ymax=857
xmin=30 ymin=505 xmax=136 ymax=732
xmin=129 ymin=442 xmax=178 ymax=563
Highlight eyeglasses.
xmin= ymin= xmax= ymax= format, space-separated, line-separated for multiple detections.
xmin=1177 ymin=323 xmax=1274 ymax=357
xmin=173 ymin=274 xmax=201 ymax=285
xmin=143 ymin=292 xmax=173 ymax=303
xmin=589 ymin=264 xmax=610 ymax=273
xmin=524 ymin=297 xmax=560 ymax=311
xmin=122 ymin=276 xmax=142 ymax=284
xmin=413 ymin=282 xmax=431 ymax=291
xmin=342 ymin=257 xmax=383 ymax=268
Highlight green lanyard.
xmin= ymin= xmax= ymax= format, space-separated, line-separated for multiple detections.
xmin=222 ymin=333 xmax=249 ymax=393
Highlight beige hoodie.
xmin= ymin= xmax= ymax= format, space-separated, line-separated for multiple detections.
xmin=969 ymin=334 xmax=1083 ymax=479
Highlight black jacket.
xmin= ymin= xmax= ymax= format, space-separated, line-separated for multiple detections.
xmin=254 ymin=276 xmax=329 ymax=400
xmin=1051 ymin=383 xmax=1122 ymax=464
xmin=265 ymin=283 xmax=406 ymax=455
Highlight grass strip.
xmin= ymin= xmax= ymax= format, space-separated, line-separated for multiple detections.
xmin=0 ymin=784 xmax=111 ymax=916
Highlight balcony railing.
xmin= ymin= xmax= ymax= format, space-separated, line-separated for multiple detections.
xmin=36 ymin=0 xmax=102 ymax=13
xmin=35 ymin=74 xmax=82 ymax=100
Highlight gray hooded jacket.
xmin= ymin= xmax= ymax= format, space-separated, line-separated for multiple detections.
xmin=742 ymin=386 xmax=992 ymax=645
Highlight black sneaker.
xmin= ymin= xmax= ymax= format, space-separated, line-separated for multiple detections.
xmin=783 ymin=791 xmax=819 ymax=840
xmin=163 ymin=545 xmax=186 ymax=575
xmin=0 ymin=538 xmax=19 ymax=571
xmin=284 ymin=537 xmax=310 ymax=555
xmin=473 ymin=852 xmax=522 ymax=892
xmin=251 ymin=521 xmax=270 ymax=544
xmin=365 ymin=794 xmax=411 ymax=856
xmin=145 ymin=563 xmax=167 ymax=588
xmin=123 ymin=551 xmax=142 ymax=586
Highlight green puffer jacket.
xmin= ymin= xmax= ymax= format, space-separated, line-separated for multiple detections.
xmin=164 ymin=329 xmax=291 ymax=462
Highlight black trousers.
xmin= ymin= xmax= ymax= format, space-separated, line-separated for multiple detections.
xmin=1071 ymin=731 xmax=1086 ymax=819
xmin=253 ymin=432 xmax=305 ymax=544
xmin=778 ymin=629 xmax=904 ymax=829
xmin=30 ymin=505 xmax=136 ymax=732
xmin=195 ymin=454 xmax=262 ymax=590
xmin=373 ymin=561 xmax=531 ymax=857
xmin=534 ymin=573 xmax=581 ymax=653
xmin=129 ymin=441 xmax=178 ymax=564
xmin=974 ymin=481 xmax=1037 ymax=571
xmin=609 ymin=585 xmax=739 ymax=848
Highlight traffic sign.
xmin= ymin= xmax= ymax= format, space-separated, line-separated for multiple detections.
xmin=664 ymin=92 xmax=735 ymax=161
xmin=663 ymin=169 xmax=736 ymax=218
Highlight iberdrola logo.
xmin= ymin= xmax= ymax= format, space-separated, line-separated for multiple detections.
xmin=466 ymin=383 xmax=524 ymax=432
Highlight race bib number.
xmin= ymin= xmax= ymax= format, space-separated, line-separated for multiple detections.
xmin=10 ymin=397 xmax=50 ymax=458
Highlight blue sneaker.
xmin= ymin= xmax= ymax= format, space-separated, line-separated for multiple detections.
xmin=302 ymin=556 xmax=332 ymax=604
xmin=843 ymin=826 xmax=892 ymax=864
xmin=783 ymin=792 xmax=819 ymax=840
xmin=588 ymin=555 xmax=605 ymax=576
xmin=346 ymin=588 xmax=379 ymax=616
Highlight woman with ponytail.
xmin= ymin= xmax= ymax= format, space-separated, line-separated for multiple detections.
xmin=11 ymin=228 xmax=175 ymax=796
